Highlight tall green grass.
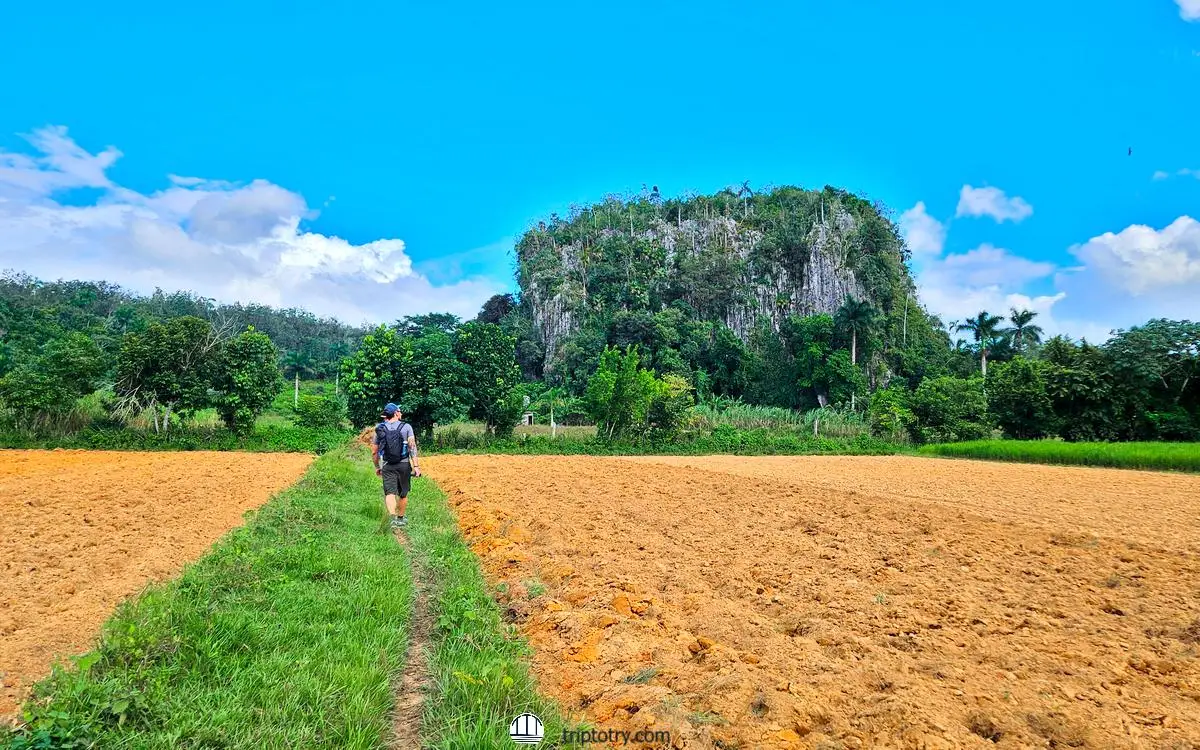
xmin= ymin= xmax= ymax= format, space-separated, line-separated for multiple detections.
xmin=690 ymin=402 xmax=869 ymax=438
xmin=405 ymin=480 xmax=582 ymax=748
xmin=2 ymin=449 xmax=412 ymax=749
xmin=919 ymin=440 xmax=1200 ymax=472
xmin=427 ymin=426 xmax=895 ymax=456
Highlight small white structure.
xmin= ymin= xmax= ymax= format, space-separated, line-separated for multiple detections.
xmin=522 ymin=411 xmax=535 ymax=426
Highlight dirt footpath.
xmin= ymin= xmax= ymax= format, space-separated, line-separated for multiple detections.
xmin=425 ymin=454 xmax=1200 ymax=749
xmin=0 ymin=449 xmax=311 ymax=717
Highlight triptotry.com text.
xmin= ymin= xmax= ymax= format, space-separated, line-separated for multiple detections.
xmin=563 ymin=728 xmax=672 ymax=745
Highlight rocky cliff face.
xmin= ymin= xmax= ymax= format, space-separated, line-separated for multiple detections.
xmin=518 ymin=188 xmax=902 ymax=373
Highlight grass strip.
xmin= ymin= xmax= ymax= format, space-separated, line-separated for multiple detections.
xmin=405 ymin=475 xmax=582 ymax=748
xmin=2 ymin=446 xmax=412 ymax=749
xmin=0 ymin=425 xmax=353 ymax=454
xmin=919 ymin=440 xmax=1200 ymax=472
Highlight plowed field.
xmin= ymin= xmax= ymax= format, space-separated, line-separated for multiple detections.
xmin=425 ymin=454 xmax=1200 ymax=749
xmin=0 ymin=450 xmax=311 ymax=716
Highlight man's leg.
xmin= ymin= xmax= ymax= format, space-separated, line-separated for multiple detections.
xmin=383 ymin=469 xmax=403 ymax=527
xmin=394 ymin=462 xmax=412 ymax=527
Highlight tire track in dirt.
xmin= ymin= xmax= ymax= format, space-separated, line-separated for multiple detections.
xmin=0 ymin=449 xmax=312 ymax=718
xmin=425 ymin=454 xmax=1200 ymax=749
xmin=388 ymin=529 xmax=432 ymax=749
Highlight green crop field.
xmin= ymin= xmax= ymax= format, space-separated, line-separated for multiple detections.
xmin=919 ymin=440 xmax=1200 ymax=473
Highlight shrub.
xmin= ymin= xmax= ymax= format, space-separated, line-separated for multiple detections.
xmin=910 ymin=376 xmax=989 ymax=443
xmin=648 ymin=373 xmax=694 ymax=440
xmin=213 ymin=328 xmax=285 ymax=436
xmin=867 ymin=387 xmax=916 ymax=441
xmin=293 ymin=394 xmax=346 ymax=430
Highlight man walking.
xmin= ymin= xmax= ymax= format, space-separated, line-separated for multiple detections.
xmin=372 ymin=402 xmax=421 ymax=529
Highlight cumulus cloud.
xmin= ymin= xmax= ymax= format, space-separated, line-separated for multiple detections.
xmin=1178 ymin=0 xmax=1200 ymax=21
xmin=915 ymin=244 xmax=1063 ymax=330
xmin=905 ymin=182 xmax=1200 ymax=341
xmin=898 ymin=201 xmax=946 ymax=257
xmin=0 ymin=126 xmax=504 ymax=323
xmin=1067 ymin=217 xmax=1200 ymax=295
xmin=955 ymin=184 xmax=1034 ymax=223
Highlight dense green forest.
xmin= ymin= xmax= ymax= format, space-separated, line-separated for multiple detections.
xmin=2 ymin=185 xmax=1198 ymax=449
xmin=0 ymin=272 xmax=365 ymax=381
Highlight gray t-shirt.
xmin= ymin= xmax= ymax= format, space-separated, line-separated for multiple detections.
xmin=377 ymin=420 xmax=415 ymax=465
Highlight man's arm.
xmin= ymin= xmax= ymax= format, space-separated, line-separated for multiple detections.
xmin=407 ymin=430 xmax=420 ymax=476
xmin=371 ymin=436 xmax=382 ymax=475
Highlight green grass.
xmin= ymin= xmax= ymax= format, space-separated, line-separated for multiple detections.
xmin=428 ymin=425 xmax=897 ymax=457
xmin=3 ymin=445 xmax=585 ymax=749
xmin=2 ymin=448 xmax=413 ymax=749
xmin=919 ymin=440 xmax=1200 ymax=472
xmin=0 ymin=425 xmax=353 ymax=453
xmin=405 ymin=479 xmax=582 ymax=748
xmin=690 ymin=403 xmax=869 ymax=438
xmin=435 ymin=421 xmax=597 ymax=440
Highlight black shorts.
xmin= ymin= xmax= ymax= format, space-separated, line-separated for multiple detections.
xmin=382 ymin=461 xmax=412 ymax=498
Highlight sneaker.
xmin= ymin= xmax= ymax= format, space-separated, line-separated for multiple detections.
xmin=391 ymin=516 xmax=407 ymax=529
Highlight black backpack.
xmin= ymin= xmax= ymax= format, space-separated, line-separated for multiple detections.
xmin=376 ymin=421 xmax=410 ymax=463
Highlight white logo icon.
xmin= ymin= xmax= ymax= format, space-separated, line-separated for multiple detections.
xmin=509 ymin=712 xmax=544 ymax=744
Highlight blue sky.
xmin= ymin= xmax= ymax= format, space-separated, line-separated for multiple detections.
xmin=1 ymin=1 xmax=1197 ymax=336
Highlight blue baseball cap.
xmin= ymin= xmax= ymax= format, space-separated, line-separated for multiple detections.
xmin=381 ymin=402 xmax=399 ymax=417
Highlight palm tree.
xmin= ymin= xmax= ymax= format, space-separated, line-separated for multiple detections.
xmin=956 ymin=311 xmax=1005 ymax=377
xmin=835 ymin=296 xmax=879 ymax=409
xmin=836 ymin=295 xmax=879 ymax=366
xmin=1006 ymin=308 xmax=1044 ymax=353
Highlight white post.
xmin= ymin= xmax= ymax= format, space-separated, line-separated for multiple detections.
xmin=294 ymin=372 xmax=299 ymax=408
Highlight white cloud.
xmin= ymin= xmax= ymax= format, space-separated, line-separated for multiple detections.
xmin=0 ymin=126 xmax=504 ymax=323
xmin=898 ymin=201 xmax=946 ymax=256
xmin=1155 ymin=167 xmax=1200 ymax=180
xmin=955 ymin=184 xmax=1034 ymax=223
xmin=1178 ymin=0 xmax=1200 ymax=21
xmin=915 ymin=244 xmax=1063 ymax=331
xmin=1067 ymin=216 xmax=1200 ymax=295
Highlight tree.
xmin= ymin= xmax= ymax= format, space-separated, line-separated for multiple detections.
xmin=214 ymin=327 xmax=285 ymax=435
xmin=1041 ymin=336 xmax=1118 ymax=441
xmin=744 ymin=318 xmax=795 ymax=408
xmin=405 ymin=329 xmax=469 ymax=437
xmin=957 ymin=311 xmax=1006 ymax=377
xmin=536 ymin=386 xmax=568 ymax=438
xmin=114 ymin=316 xmax=222 ymax=432
xmin=0 ymin=333 xmax=106 ymax=430
xmin=835 ymin=295 xmax=879 ymax=367
xmin=454 ymin=321 xmax=522 ymax=437
xmin=909 ymin=376 xmax=990 ymax=443
xmin=986 ymin=357 xmax=1055 ymax=439
xmin=1105 ymin=319 xmax=1200 ymax=439
xmin=835 ymin=296 xmax=879 ymax=409
xmin=647 ymin=373 xmax=695 ymax=440
xmin=584 ymin=346 xmax=657 ymax=440
xmin=787 ymin=314 xmax=865 ymax=409
xmin=395 ymin=313 xmax=460 ymax=338
xmin=1005 ymin=308 xmax=1044 ymax=353
xmin=476 ymin=294 xmax=515 ymax=325
xmin=867 ymin=386 xmax=916 ymax=441
xmin=340 ymin=325 xmax=412 ymax=429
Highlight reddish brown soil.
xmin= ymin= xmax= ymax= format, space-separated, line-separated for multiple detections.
xmin=425 ymin=454 xmax=1200 ymax=749
xmin=0 ymin=449 xmax=311 ymax=717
